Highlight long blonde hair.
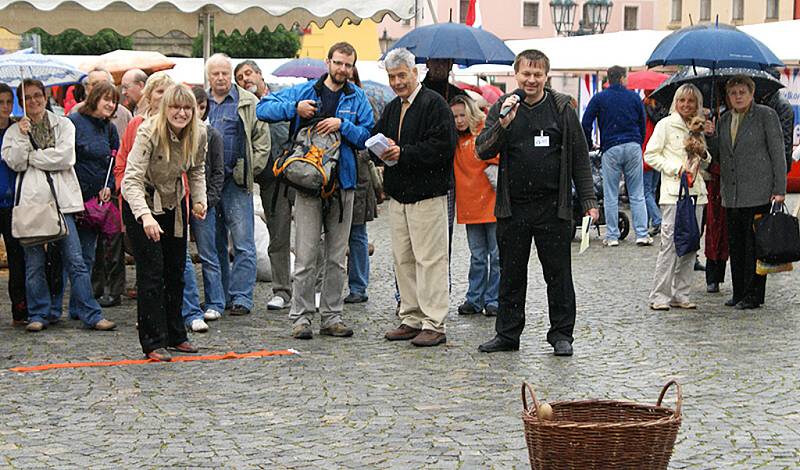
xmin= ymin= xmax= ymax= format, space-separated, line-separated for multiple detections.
xmin=449 ymin=95 xmax=486 ymax=136
xmin=152 ymin=84 xmax=201 ymax=167
xmin=138 ymin=71 xmax=175 ymax=116
xmin=669 ymin=83 xmax=704 ymax=118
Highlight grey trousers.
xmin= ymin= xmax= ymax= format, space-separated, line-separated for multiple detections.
xmin=290 ymin=190 xmax=354 ymax=328
xmin=260 ymin=180 xmax=293 ymax=302
xmin=649 ymin=203 xmax=704 ymax=305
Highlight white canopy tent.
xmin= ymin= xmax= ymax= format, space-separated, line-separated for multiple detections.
xmin=505 ymin=20 xmax=800 ymax=72
xmin=0 ymin=0 xmax=415 ymax=58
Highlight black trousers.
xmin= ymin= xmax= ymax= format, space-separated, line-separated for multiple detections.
xmin=705 ymin=259 xmax=727 ymax=284
xmin=726 ymin=204 xmax=769 ymax=304
xmin=0 ymin=208 xmax=27 ymax=321
xmin=123 ymin=203 xmax=187 ymax=354
xmin=91 ymin=196 xmax=126 ymax=298
xmin=495 ymin=197 xmax=576 ymax=345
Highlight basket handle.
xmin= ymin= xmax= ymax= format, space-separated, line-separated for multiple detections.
xmin=656 ymin=380 xmax=682 ymax=418
xmin=521 ymin=382 xmax=540 ymax=413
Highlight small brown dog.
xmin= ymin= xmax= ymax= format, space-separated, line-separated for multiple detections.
xmin=683 ymin=116 xmax=706 ymax=186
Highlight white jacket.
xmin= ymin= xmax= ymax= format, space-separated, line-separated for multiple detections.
xmin=1 ymin=110 xmax=84 ymax=214
xmin=644 ymin=112 xmax=709 ymax=205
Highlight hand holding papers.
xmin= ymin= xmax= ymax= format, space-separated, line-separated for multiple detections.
xmin=579 ymin=216 xmax=592 ymax=254
xmin=367 ymin=133 xmax=398 ymax=167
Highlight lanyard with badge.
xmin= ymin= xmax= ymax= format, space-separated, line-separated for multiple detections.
xmin=534 ymin=130 xmax=550 ymax=148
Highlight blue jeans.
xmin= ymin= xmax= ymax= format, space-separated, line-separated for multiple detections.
xmin=24 ymin=214 xmax=103 ymax=327
xmin=191 ymin=206 xmax=225 ymax=313
xmin=602 ymin=142 xmax=649 ymax=240
xmin=643 ymin=169 xmax=662 ymax=227
xmin=215 ymin=179 xmax=256 ymax=310
xmin=181 ymin=249 xmax=204 ymax=324
xmin=465 ymin=223 xmax=500 ymax=309
xmin=347 ymin=223 xmax=369 ymax=297
xmin=67 ymin=225 xmax=99 ymax=319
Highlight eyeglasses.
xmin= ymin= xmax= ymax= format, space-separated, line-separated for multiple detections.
xmin=169 ymin=105 xmax=194 ymax=114
xmin=331 ymin=59 xmax=354 ymax=70
xmin=23 ymin=92 xmax=45 ymax=101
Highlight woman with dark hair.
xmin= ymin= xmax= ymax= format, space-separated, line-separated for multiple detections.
xmin=68 ymin=81 xmax=120 ymax=316
xmin=122 ymin=83 xmax=207 ymax=361
xmin=180 ymin=86 xmax=225 ymax=332
xmin=2 ymin=79 xmax=115 ymax=332
xmin=0 ymin=82 xmax=27 ymax=326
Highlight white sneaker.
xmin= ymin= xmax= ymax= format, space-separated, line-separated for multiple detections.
xmin=603 ymin=239 xmax=619 ymax=247
xmin=636 ymin=236 xmax=654 ymax=246
xmin=203 ymin=309 xmax=222 ymax=321
xmin=267 ymin=296 xmax=286 ymax=310
xmin=190 ymin=319 xmax=209 ymax=332
xmin=315 ymin=292 xmax=321 ymax=309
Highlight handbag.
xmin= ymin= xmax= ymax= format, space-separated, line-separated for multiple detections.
xmin=484 ymin=164 xmax=498 ymax=191
xmin=754 ymin=201 xmax=800 ymax=264
xmin=11 ymin=169 xmax=69 ymax=247
xmin=673 ymin=173 xmax=700 ymax=257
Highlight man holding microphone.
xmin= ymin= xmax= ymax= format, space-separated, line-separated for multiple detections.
xmin=475 ymin=49 xmax=598 ymax=356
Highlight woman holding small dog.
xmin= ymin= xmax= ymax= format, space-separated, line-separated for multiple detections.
xmin=715 ymin=76 xmax=785 ymax=310
xmin=644 ymin=84 xmax=711 ymax=311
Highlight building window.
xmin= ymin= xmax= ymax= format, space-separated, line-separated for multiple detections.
xmin=732 ymin=0 xmax=744 ymax=21
xmin=671 ymin=0 xmax=682 ymax=22
xmin=523 ymin=2 xmax=540 ymax=27
xmin=766 ymin=0 xmax=779 ymax=19
xmin=624 ymin=6 xmax=638 ymax=30
xmin=459 ymin=0 xmax=470 ymax=23
xmin=700 ymin=0 xmax=711 ymax=21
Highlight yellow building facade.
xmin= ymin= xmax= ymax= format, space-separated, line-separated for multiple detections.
xmin=0 ymin=27 xmax=19 ymax=52
xmin=298 ymin=20 xmax=381 ymax=60
xmin=658 ymin=0 xmax=795 ymax=29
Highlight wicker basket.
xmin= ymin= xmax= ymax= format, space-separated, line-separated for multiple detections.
xmin=521 ymin=380 xmax=682 ymax=470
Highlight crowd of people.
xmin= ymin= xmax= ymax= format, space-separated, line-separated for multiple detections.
xmin=0 ymin=42 xmax=794 ymax=360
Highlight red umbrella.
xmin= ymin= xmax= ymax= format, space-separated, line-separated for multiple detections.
xmin=625 ymin=70 xmax=669 ymax=91
xmin=479 ymin=84 xmax=503 ymax=104
xmin=455 ymin=81 xmax=482 ymax=94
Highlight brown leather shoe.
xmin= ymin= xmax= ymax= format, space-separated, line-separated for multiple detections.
xmin=146 ymin=348 xmax=172 ymax=362
xmin=93 ymin=319 xmax=117 ymax=331
xmin=171 ymin=342 xmax=199 ymax=353
xmin=385 ymin=324 xmax=421 ymax=341
xmin=410 ymin=330 xmax=446 ymax=347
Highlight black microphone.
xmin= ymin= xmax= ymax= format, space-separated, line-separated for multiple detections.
xmin=499 ymin=89 xmax=526 ymax=118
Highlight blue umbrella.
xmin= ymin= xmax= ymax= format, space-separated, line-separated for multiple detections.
xmin=272 ymin=58 xmax=326 ymax=80
xmin=360 ymin=80 xmax=394 ymax=116
xmin=0 ymin=52 xmax=86 ymax=87
xmin=384 ymin=22 xmax=515 ymax=66
xmin=646 ymin=22 xmax=783 ymax=70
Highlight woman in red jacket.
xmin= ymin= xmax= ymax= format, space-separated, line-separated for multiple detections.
xmin=451 ymin=95 xmax=500 ymax=317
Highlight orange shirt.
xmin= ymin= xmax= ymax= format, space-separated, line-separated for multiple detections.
xmin=454 ymin=128 xmax=499 ymax=225
xmin=114 ymin=115 xmax=145 ymax=192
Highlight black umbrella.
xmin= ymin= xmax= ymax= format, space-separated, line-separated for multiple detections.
xmin=650 ymin=67 xmax=784 ymax=109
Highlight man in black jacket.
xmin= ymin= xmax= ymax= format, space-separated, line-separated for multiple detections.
xmin=476 ymin=49 xmax=598 ymax=356
xmin=759 ymin=69 xmax=795 ymax=173
xmin=374 ymin=48 xmax=457 ymax=347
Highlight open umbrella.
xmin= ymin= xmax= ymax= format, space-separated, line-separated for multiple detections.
xmin=650 ymin=67 xmax=784 ymax=109
xmin=646 ymin=22 xmax=783 ymax=70
xmin=272 ymin=58 xmax=326 ymax=80
xmin=0 ymin=52 xmax=85 ymax=87
xmin=360 ymin=80 xmax=394 ymax=116
xmin=384 ymin=22 xmax=515 ymax=66
xmin=80 ymin=50 xmax=176 ymax=82
xmin=625 ymin=70 xmax=669 ymax=91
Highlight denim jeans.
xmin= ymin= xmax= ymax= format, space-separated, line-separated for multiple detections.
xmin=347 ymin=223 xmax=369 ymax=297
xmin=602 ymin=142 xmax=649 ymax=240
xmin=191 ymin=206 xmax=225 ymax=313
xmin=67 ymin=225 xmax=99 ymax=319
xmin=643 ymin=169 xmax=662 ymax=227
xmin=24 ymin=214 xmax=103 ymax=327
xmin=181 ymin=249 xmax=204 ymax=324
xmin=465 ymin=223 xmax=500 ymax=310
xmin=215 ymin=179 xmax=256 ymax=310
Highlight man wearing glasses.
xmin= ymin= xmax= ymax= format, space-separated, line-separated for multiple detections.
xmin=257 ymin=42 xmax=374 ymax=340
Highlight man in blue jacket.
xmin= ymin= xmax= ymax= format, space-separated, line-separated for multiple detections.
xmin=257 ymin=42 xmax=374 ymax=340
xmin=581 ymin=66 xmax=650 ymax=247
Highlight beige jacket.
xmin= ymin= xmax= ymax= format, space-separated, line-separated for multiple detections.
xmin=1 ymin=110 xmax=85 ymax=214
xmin=121 ymin=117 xmax=207 ymax=236
xmin=644 ymin=112 xmax=709 ymax=205
xmin=230 ymin=84 xmax=270 ymax=193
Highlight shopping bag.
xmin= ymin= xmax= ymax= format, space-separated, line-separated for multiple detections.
xmin=756 ymin=259 xmax=793 ymax=276
xmin=674 ymin=173 xmax=700 ymax=257
xmin=754 ymin=201 xmax=800 ymax=264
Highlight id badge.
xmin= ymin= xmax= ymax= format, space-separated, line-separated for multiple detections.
xmin=534 ymin=131 xmax=550 ymax=147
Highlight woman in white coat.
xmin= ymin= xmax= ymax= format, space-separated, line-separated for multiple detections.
xmin=644 ymin=83 xmax=711 ymax=311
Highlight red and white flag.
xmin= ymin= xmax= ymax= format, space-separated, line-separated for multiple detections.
xmin=465 ymin=0 xmax=483 ymax=28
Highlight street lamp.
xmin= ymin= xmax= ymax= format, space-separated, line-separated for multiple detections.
xmin=550 ymin=0 xmax=613 ymax=36
xmin=378 ymin=29 xmax=393 ymax=55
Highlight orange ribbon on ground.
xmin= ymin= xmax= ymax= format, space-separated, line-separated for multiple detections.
xmin=9 ymin=349 xmax=297 ymax=373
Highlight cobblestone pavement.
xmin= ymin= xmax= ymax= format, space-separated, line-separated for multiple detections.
xmin=1 ymin=202 xmax=800 ymax=469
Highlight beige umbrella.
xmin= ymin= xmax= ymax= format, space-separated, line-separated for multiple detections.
xmin=80 ymin=50 xmax=176 ymax=82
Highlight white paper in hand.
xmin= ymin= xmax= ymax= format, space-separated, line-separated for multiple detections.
xmin=579 ymin=216 xmax=592 ymax=254
xmin=366 ymin=133 xmax=397 ymax=167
